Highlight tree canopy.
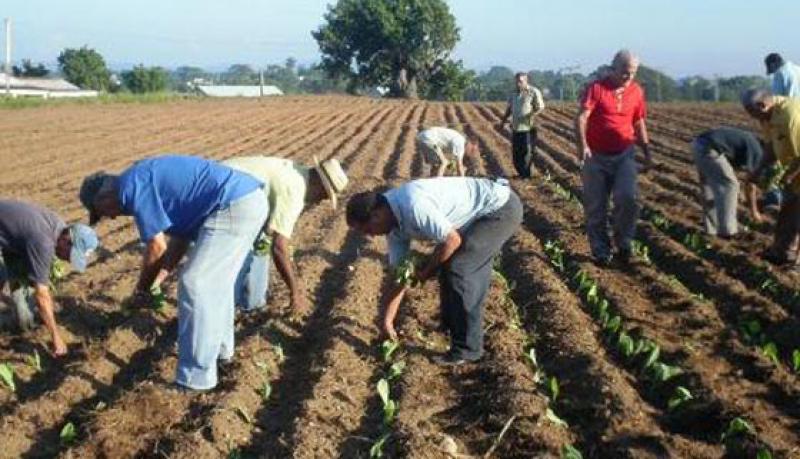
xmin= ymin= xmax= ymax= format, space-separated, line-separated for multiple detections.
xmin=121 ymin=65 xmax=169 ymax=93
xmin=12 ymin=59 xmax=49 ymax=78
xmin=312 ymin=0 xmax=460 ymax=98
xmin=57 ymin=46 xmax=111 ymax=91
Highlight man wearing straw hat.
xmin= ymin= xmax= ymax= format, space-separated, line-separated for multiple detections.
xmin=415 ymin=127 xmax=479 ymax=177
xmin=222 ymin=155 xmax=348 ymax=315
xmin=79 ymin=154 xmax=268 ymax=391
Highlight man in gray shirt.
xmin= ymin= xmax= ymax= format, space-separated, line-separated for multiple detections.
xmin=346 ymin=177 xmax=522 ymax=365
xmin=0 ymin=200 xmax=98 ymax=356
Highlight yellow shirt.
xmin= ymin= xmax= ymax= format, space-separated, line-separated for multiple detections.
xmin=763 ymin=96 xmax=800 ymax=193
xmin=222 ymin=156 xmax=309 ymax=238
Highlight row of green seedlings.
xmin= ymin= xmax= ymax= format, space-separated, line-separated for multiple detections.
xmin=366 ymin=256 xmax=420 ymax=458
xmin=643 ymin=207 xmax=800 ymax=309
xmin=492 ymin=267 xmax=584 ymax=459
xmin=542 ymin=239 xmax=775 ymax=457
xmin=643 ymin=208 xmax=800 ymax=375
xmin=542 ymin=171 xmax=800 ymax=376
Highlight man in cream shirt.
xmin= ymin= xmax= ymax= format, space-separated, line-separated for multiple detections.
xmin=222 ymin=155 xmax=348 ymax=314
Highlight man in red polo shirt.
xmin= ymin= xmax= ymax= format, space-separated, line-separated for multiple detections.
xmin=575 ymin=49 xmax=653 ymax=266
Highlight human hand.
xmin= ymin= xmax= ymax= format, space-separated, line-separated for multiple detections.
xmin=52 ymin=334 xmax=67 ymax=357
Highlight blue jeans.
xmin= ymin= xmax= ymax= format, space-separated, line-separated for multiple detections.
xmin=0 ymin=257 xmax=37 ymax=331
xmin=234 ymin=251 xmax=270 ymax=311
xmin=175 ymin=190 xmax=269 ymax=390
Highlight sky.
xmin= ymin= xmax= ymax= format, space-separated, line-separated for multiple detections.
xmin=4 ymin=0 xmax=800 ymax=78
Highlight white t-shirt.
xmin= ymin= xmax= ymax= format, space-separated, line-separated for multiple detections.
xmin=416 ymin=127 xmax=466 ymax=160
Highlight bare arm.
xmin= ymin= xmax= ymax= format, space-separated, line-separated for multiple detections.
xmin=455 ymin=159 xmax=465 ymax=177
xmin=33 ymin=283 xmax=67 ymax=356
xmin=151 ymin=236 xmax=190 ymax=288
xmin=381 ymin=283 xmax=408 ymax=340
xmin=500 ymin=100 xmax=512 ymax=125
xmin=136 ymin=232 xmax=168 ymax=291
xmin=575 ymin=108 xmax=592 ymax=162
xmin=272 ymin=232 xmax=308 ymax=312
xmin=416 ymin=230 xmax=462 ymax=282
xmin=634 ymin=119 xmax=653 ymax=169
xmin=746 ymin=182 xmax=763 ymax=223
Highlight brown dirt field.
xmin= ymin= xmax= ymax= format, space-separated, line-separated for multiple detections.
xmin=0 ymin=96 xmax=798 ymax=459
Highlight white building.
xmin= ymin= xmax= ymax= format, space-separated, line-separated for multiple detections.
xmin=0 ymin=73 xmax=99 ymax=98
xmin=196 ymin=84 xmax=283 ymax=97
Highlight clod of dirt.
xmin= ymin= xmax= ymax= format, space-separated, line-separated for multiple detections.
xmin=439 ymin=434 xmax=458 ymax=456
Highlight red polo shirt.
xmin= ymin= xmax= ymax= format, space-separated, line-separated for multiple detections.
xmin=581 ymin=78 xmax=647 ymax=154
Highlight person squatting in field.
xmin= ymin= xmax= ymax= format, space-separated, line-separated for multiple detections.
xmin=500 ymin=72 xmax=546 ymax=178
xmin=0 ymin=200 xmax=98 ymax=356
xmin=741 ymin=89 xmax=800 ymax=270
xmin=415 ymin=126 xmax=479 ymax=177
xmin=79 ymin=155 xmax=268 ymax=391
xmin=345 ymin=176 xmax=523 ymax=366
xmin=222 ymin=155 xmax=348 ymax=315
xmin=575 ymin=49 xmax=654 ymax=267
xmin=691 ymin=127 xmax=765 ymax=238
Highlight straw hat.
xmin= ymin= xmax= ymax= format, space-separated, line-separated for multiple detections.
xmin=313 ymin=156 xmax=348 ymax=210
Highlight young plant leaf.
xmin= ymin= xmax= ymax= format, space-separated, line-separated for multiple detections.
xmin=643 ymin=344 xmax=661 ymax=369
xmin=721 ymin=417 xmax=755 ymax=441
xmin=273 ymin=344 xmax=285 ymax=363
xmin=370 ymin=433 xmax=390 ymax=458
xmin=377 ymin=378 xmax=390 ymax=406
xmin=387 ymin=360 xmax=406 ymax=380
xmin=25 ymin=350 xmax=42 ymax=372
xmin=259 ymin=381 xmax=272 ymax=401
xmin=792 ymin=349 xmax=800 ymax=373
xmin=604 ymin=315 xmax=622 ymax=334
xmin=380 ymin=339 xmax=400 ymax=362
xmin=150 ymin=285 xmax=166 ymax=311
xmin=544 ymin=407 xmax=568 ymax=428
xmin=0 ymin=364 xmax=15 ymax=392
xmin=667 ymin=386 xmax=693 ymax=411
xmin=650 ymin=363 xmax=683 ymax=383
xmin=561 ymin=444 xmax=583 ymax=459
xmin=761 ymin=342 xmax=780 ymax=365
xmin=756 ymin=448 xmax=773 ymax=459
xmin=548 ymin=376 xmax=559 ymax=402
xmin=60 ymin=421 xmax=77 ymax=445
xmin=618 ymin=332 xmax=635 ymax=358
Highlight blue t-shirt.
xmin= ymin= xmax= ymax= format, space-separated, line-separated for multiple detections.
xmin=383 ymin=177 xmax=511 ymax=266
xmin=118 ymin=155 xmax=263 ymax=242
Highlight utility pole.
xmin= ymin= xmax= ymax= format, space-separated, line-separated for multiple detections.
xmin=5 ymin=18 xmax=11 ymax=96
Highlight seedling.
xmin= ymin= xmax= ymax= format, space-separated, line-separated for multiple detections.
xmin=380 ymin=339 xmax=400 ymax=362
xmin=150 ymin=285 xmax=166 ymax=311
xmin=642 ymin=343 xmax=660 ymax=369
xmin=259 ymin=381 xmax=272 ymax=401
xmin=618 ymin=332 xmax=635 ymax=358
xmin=649 ymin=362 xmax=683 ymax=383
xmin=544 ymin=407 xmax=568 ymax=428
xmin=0 ymin=363 xmax=15 ymax=392
xmin=561 ymin=444 xmax=583 ymax=459
xmin=273 ymin=344 xmax=285 ymax=363
xmin=739 ymin=319 xmax=764 ymax=344
xmin=25 ymin=350 xmax=42 ymax=372
xmin=253 ymin=232 xmax=272 ymax=256
xmin=792 ymin=349 xmax=800 ymax=373
xmin=667 ymin=386 xmax=693 ymax=411
xmin=631 ymin=240 xmax=651 ymax=264
xmin=50 ymin=259 xmax=69 ymax=283
xmin=60 ymin=421 xmax=77 ymax=445
xmin=683 ymin=232 xmax=710 ymax=255
xmin=650 ymin=213 xmax=672 ymax=231
xmin=761 ymin=342 xmax=779 ymax=365
xmin=757 ymin=448 xmax=773 ymax=459
xmin=524 ymin=348 xmax=543 ymax=383
xmin=377 ymin=378 xmax=398 ymax=425
xmin=394 ymin=255 xmax=420 ymax=288
xmin=370 ymin=433 xmax=390 ymax=458
xmin=543 ymin=240 xmax=566 ymax=272
xmin=548 ymin=376 xmax=560 ymax=402
xmin=604 ymin=315 xmax=621 ymax=334
xmin=387 ymin=360 xmax=406 ymax=381
xmin=721 ymin=417 xmax=754 ymax=442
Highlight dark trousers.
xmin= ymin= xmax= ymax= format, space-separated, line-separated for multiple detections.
xmin=439 ymin=191 xmax=523 ymax=359
xmin=772 ymin=190 xmax=800 ymax=263
xmin=512 ymin=128 xmax=538 ymax=178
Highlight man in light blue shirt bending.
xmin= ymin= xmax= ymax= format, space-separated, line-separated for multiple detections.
xmin=766 ymin=53 xmax=800 ymax=98
xmin=346 ymin=177 xmax=523 ymax=365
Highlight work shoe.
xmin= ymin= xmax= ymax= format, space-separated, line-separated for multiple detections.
xmin=432 ymin=351 xmax=480 ymax=367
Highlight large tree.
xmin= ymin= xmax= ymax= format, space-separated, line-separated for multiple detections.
xmin=12 ymin=59 xmax=49 ymax=77
xmin=312 ymin=0 xmax=460 ymax=98
xmin=57 ymin=46 xmax=111 ymax=91
xmin=121 ymin=65 xmax=168 ymax=93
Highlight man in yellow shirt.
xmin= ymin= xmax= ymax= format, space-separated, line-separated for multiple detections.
xmin=222 ymin=155 xmax=348 ymax=313
xmin=742 ymin=89 xmax=800 ymax=268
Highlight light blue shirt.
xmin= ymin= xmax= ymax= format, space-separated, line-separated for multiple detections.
xmin=383 ymin=177 xmax=511 ymax=266
xmin=772 ymin=62 xmax=800 ymax=98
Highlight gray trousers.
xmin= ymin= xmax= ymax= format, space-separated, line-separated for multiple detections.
xmin=693 ymin=142 xmax=739 ymax=236
xmin=0 ymin=255 xmax=38 ymax=331
xmin=582 ymin=147 xmax=639 ymax=258
xmin=439 ymin=191 xmax=523 ymax=360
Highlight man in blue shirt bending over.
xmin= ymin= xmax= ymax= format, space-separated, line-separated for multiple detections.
xmin=78 ymin=155 xmax=268 ymax=391
xmin=346 ymin=177 xmax=523 ymax=365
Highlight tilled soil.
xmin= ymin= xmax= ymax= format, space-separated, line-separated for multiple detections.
xmin=0 ymin=96 xmax=798 ymax=458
